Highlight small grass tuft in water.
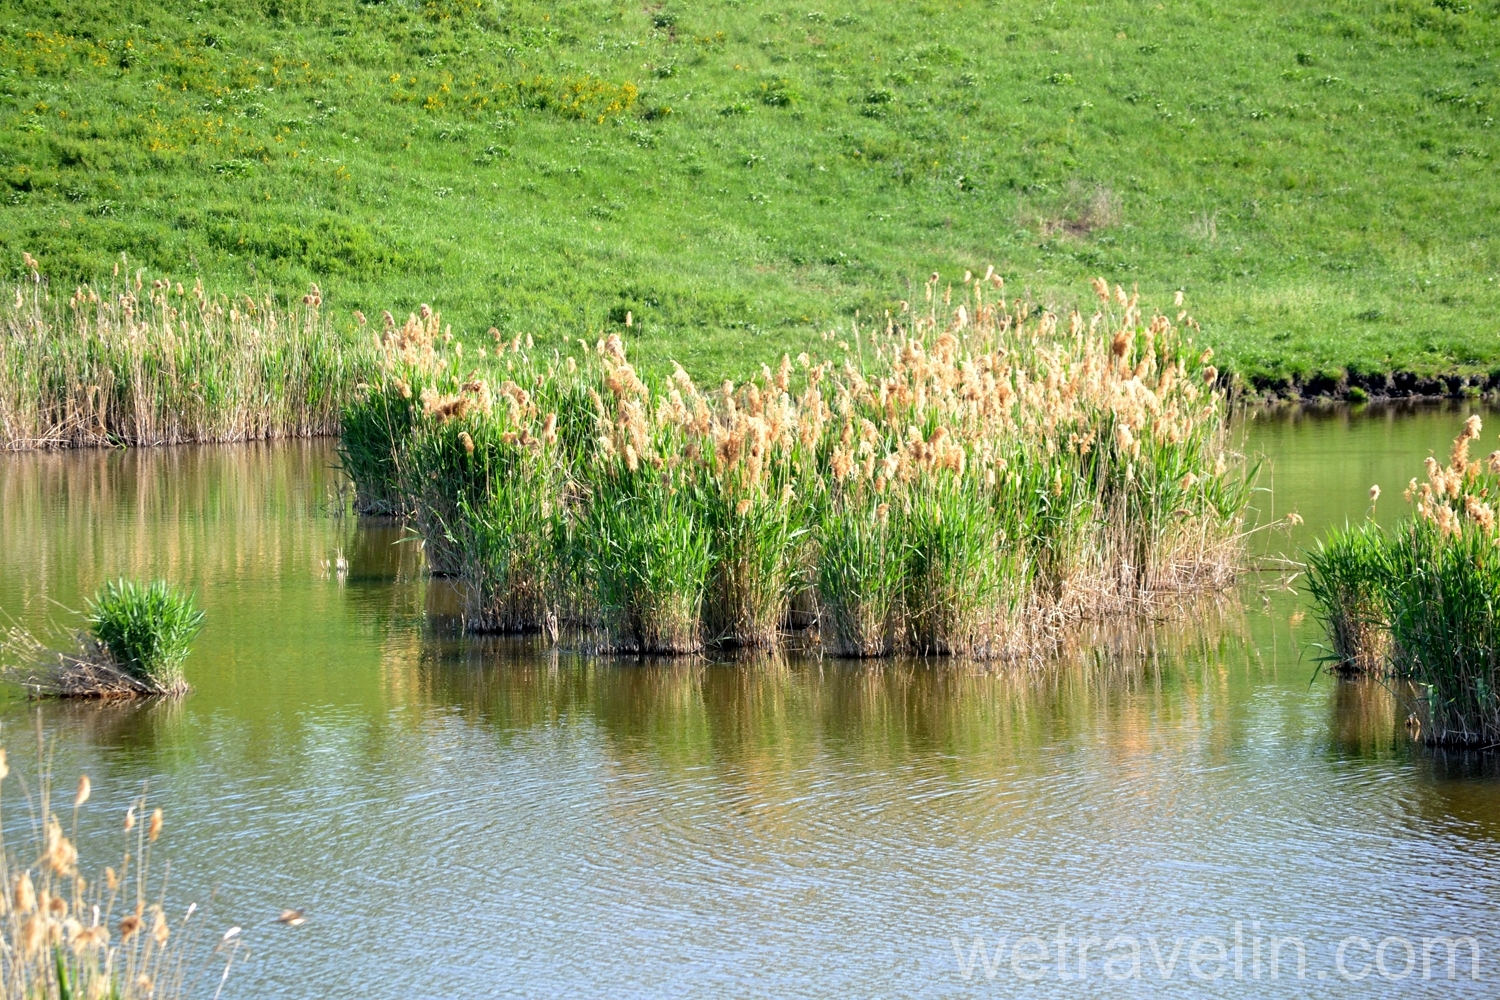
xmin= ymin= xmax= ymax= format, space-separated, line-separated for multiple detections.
xmin=2 ymin=581 xmax=204 ymax=698
xmin=84 ymin=580 xmax=205 ymax=693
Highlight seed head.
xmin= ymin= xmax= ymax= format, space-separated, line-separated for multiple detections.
xmin=73 ymin=923 xmax=109 ymax=953
xmin=20 ymin=913 xmax=45 ymax=957
xmin=153 ymin=907 xmax=171 ymax=943
xmin=15 ymin=872 xmax=36 ymax=913
xmin=45 ymin=818 xmax=77 ymax=875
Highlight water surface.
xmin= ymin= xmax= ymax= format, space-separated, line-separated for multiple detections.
xmin=1 ymin=404 xmax=1497 ymax=997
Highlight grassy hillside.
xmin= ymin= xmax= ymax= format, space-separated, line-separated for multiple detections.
xmin=1 ymin=0 xmax=1497 ymax=386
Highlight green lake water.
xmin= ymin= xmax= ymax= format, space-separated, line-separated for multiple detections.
xmin=1 ymin=404 xmax=1498 ymax=997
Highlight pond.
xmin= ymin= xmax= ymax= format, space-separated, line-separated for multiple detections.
xmin=1 ymin=404 xmax=1497 ymax=997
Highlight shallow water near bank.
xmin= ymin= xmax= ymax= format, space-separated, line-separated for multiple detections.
xmin=2 ymin=405 xmax=1499 ymax=997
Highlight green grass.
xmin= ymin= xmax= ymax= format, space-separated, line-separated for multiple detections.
xmin=702 ymin=466 xmax=808 ymax=649
xmin=0 ymin=0 xmax=1497 ymax=387
xmin=1305 ymin=520 xmax=1390 ymax=672
xmin=900 ymin=479 xmax=1005 ymax=654
xmin=85 ymin=577 xmax=205 ymax=690
xmin=336 ymin=371 xmax=427 ymax=514
xmin=458 ymin=451 xmax=558 ymax=634
xmin=1315 ymin=513 xmax=1500 ymax=744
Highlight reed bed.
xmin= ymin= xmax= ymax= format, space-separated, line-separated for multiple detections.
xmin=1308 ymin=416 xmax=1500 ymax=744
xmin=2 ymin=260 xmax=374 ymax=450
xmin=342 ymin=274 xmax=1253 ymax=657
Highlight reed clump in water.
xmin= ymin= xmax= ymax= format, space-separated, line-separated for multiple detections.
xmin=1308 ymin=415 xmax=1500 ymax=745
xmin=0 ymin=741 xmax=240 ymax=999
xmin=1304 ymin=521 xmax=1391 ymax=673
xmin=342 ymin=273 xmax=1253 ymax=657
xmin=2 ymin=580 xmax=204 ymax=697
xmin=1 ymin=259 xmax=374 ymax=450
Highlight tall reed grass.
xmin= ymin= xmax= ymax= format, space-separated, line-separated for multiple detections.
xmin=1307 ymin=415 xmax=1500 ymax=744
xmin=341 ymin=274 xmax=1253 ymax=657
xmin=2 ymin=260 xmax=374 ymax=450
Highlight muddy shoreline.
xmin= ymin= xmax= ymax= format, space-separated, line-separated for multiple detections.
xmin=1236 ymin=370 xmax=1497 ymax=405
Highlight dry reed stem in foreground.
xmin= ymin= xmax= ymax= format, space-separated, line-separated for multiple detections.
xmin=0 ymin=731 xmax=241 ymax=999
